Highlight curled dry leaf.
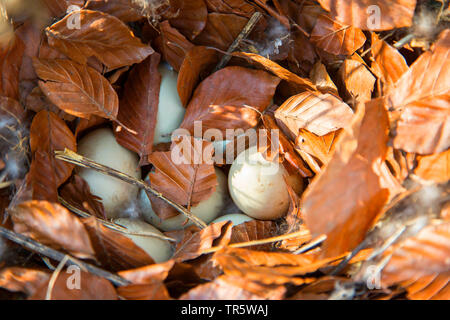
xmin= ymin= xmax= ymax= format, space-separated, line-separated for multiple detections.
xmin=370 ymin=33 xmax=409 ymax=88
xmin=84 ymin=0 xmax=145 ymax=22
xmin=11 ymin=200 xmax=96 ymax=259
xmin=386 ymin=29 xmax=450 ymax=155
xmin=158 ymin=21 xmax=194 ymax=72
xmin=382 ymin=221 xmax=450 ymax=299
xmin=115 ymin=53 xmax=161 ymax=166
xmin=167 ymin=0 xmax=208 ymax=40
xmin=148 ymin=137 xmax=217 ymax=209
xmin=0 ymin=267 xmax=50 ymax=297
xmin=46 ymin=10 xmax=153 ymax=69
xmin=295 ymin=129 xmax=340 ymax=168
xmin=29 ymin=271 xmax=118 ymax=300
xmin=177 ymin=46 xmax=219 ymax=107
xmin=0 ymin=34 xmax=25 ymax=99
xmin=34 ymin=58 xmax=119 ymax=120
xmin=275 ymin=90 xmax=354 ymax=137
xmin=194 ymin=12 xmax=248 ymax=51
xmin=59 ymin=175 xmax=106 ymax=219
xmin=317 ymin=0 xmax=416 ymax=31
xmin=338 ymin=58 xmax=376 ymax=102
xmin=232 ymin=52 xmax=316 ymax=91
xmin=180 ymin=66 xmax=280 ymax=136
xmin=301 ymin=98 xmax=390 ymax=258
xmin=82 ymin=217 xmax=155 ymax=271
xmin=172 ymin=221 xmax=230 ymax=262
xmin=309 ymin=61 xmax=339 ymax=96
xmin=180 ymin=275 xmax=286 ymax=300
xmin=310 ymin=14 xmax=366 ymax=56
xmin=414 ymin=150 xmax=450 ymax=183
xmin=29 ymin=110 xmax=76 ymax=187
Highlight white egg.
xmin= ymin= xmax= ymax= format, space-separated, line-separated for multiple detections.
xmin=139 ymin=168 xmax=228 ymax=231
xmin=212 ymin=213 xmax=254 ymax=226
xmin=114 ymin=218 xmax=173 ymax=263
xmin=77 ymin=128 xmax=141 ymax=219
xmin=154 ymin=63 xmax=186 ymax=145
xmin=228 ymin=146 xmax=303 ymax=220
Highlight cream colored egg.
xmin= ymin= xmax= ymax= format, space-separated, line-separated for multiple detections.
xmin=114 ymin=218 xmax=173 ymax=263
xmin=139 ymin=168 xmax=228 ymax=231
xmin=77 ymin=128 xmax=141 ymax=219
xmin=154 ymin=63 xmax=186 ymax=145
xmin=228 ymin=146 xmax=302 ymax=220
xmin=212 ymin=213 xmax=254 ymax=226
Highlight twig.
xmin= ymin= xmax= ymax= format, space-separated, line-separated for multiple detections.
xmin=0 ymin=226 xmax=130 ymax=287
xmin=293 ymin=234 xmax=327 ymax=255
xmin=55 ymin=149 xmax=207 ymax=229
xmin=58 ymin=196 xmax=177 ymax=242
xmin=213 ymin=12 xmax=262 ymax=72
xmin=201 ymin=229 xmax=311 ymax=254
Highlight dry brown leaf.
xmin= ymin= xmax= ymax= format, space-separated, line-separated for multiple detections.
xmin=29 ymin=271 xmax=117 ymax=300
xmin=194 ymin=12 xmax=248 ymax=51
xmin=232 ymin=52 xmax=316 ymax=91
xmin=28 ymin=151 xmax=58 ymax=202
xmin=180 ymin=275 xmax=286 ymax=300
xmin=204 ymin=0 xmax=257 ymax=18
xmin=386 ymin=29 xmax=450 ymax=155
xmin=46 ymin=10 xmax=153 ymax=69
xmin=180 ymin=66 xmax=280 ymax=136
xmin=382 ymin=222 xmax=450 ymax=292
xmin=317 ymin=0 xmax=416 ymax=31
xmin=0 ymin=34 xmax=25 ymax=99
xmin=295 ymin=129 xmax=340 ymax=168
xmin=177 ymin=46 xmax=219 ymax=107
xmin=59 ymin=175 xmax=105 ymax=219
xmin=301 ymin=98 xmax=390 ymax=258
xmin=158 ymin=20 xmax=194 ymax=72
xmin=309 ymin=61 xmax=339 ymax=96
xmin=172 ymin=221 xmax=230 ymax=262
xmin=84 ymin=0 xmax=145 ymax=22
xmin=41 ymin=0 xmax=85 ymax=18
xmin=230 ymin=220 xmax=278 ymax=251
xmin=148 ymin=137 xmax=217 ymax=209
xmin=29 ymin=110 xmax=76 ymax=187
xmin=338 ymin=58 xmax=376 ymax=102
xmin=82 ymin=217 xmax=155 ymax=271
xmin=11 ymin=200 xmax=96 ymax=259
xmin=310 ymin=14 xmax=366 ymax=56
xmin=115 ymin=53 xmax=161 ymax=166
xmin=118 ymin=260 xmax=175 ymax=284
xmin=401 ymin=272 xmax=450 ymax=300
xmin=167 ymin=0 xmax=208 ymax=40
xmin=0 ymin=267 xmax=50 ymax=297
xmin=414 ymin=150 xmax=450 ymax=183
xmin=275 ymin=90 xmax=354 ymax=137
xmin=34 ymin=58 xmax=119 ymax=120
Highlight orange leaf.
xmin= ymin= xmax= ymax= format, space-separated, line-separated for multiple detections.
xmin=310 ymin=14 xmax=366 ymax=56
xmin=301 ymin=98 xmax=390 ymax=258
xmin=46 ymin=10 xmax=153 ymax=69
xmin=115 ymin=53 xmax=161 ymax=166
xmin=0 ymin=33 xmax=25 ymax=99
xmin=167 ymin=0 xmax=208 ymax=40
xmin=34 ymin=58 xmax=119 ymax=120
xmin=84 ymin=0 xmax=145 ymax=22
xmin=11 ymin=200 xmax=96 ymax=259
xmin=0 ymin=267 xmax=50 ymax=297
xmin=386 ymin=29 xmax=450 ymax=155
xmin=338 ymin=58 xmax=376 ymax=102
xmin=414 ymin=150 xmax=450 ymax=183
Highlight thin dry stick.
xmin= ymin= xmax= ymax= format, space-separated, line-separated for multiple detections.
xmin=201 ymin=229 xmax=311 ymax=254
xmin=58 ymin=196 xmax=176 ymax=242
xmin=55 ymin=149 xmax=207 ymax=229
xmin=0 ymin=226 xmax=130 ymax=286
xmin=213 ymin=12 xmax=262 ymax=72
xmin=294 ymin=234 xmax=327 ymax=255
xmin=45 ymin=255 xmax=70 ymax=300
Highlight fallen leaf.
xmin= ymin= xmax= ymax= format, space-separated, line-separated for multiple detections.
xmin=309 ymin=61 xmax=339 ymax=96
xmin=158 ymin=21 xmax=194 ymax=72
xmin=28 ymin=151 xmax=58 ymax=202
xmin=0 ymin=34 xmax=25 ymax=99
xmin=414 ymin=150 xmax=450 ymax=183
xmin=310 ymin=14 xmax=366 ymax=56
xmin=168 ymin=0 xmax=208 ymax=40
xmin=84 ymin=0 xmax=145 ymax=22
xmin=275 ymin=90 xmax=354 ymax=137
xmin=180 ymin=66 xmax=280 ymax=136
xmin=115 ymin=53 xmax=161 ymax=166
xmin=0 ymin=267 xmax=50 ymax=297
xmin=41 ymin=0 xmax=85 ymax=18
xmin=338 ymin=58 xmax=376 ymax=102
xmin=46 ymin=10 xmax=153 ymax=69
xmin=301 ymin=98 xmax=390 ymax=257
xmin=177 ymin=46 xmax=219 ymax=107
xmin=386 ymin=29 xmax=450 ymax=155
xmin=230 ymin=220 xmax=278 ymax=251
xmin=34 ymin=58 xmax=119 ymax=120
xmin=317 ymin=0 xmax=416 ymax=30
xmin=11 ymin=200 xmax=96 ymax=259
xmin=204 ymin=0 xmax=257 ymax=18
